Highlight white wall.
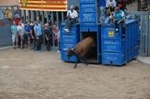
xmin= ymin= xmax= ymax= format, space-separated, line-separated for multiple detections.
xmin=0 ymin=0 xmax=19 ymax=6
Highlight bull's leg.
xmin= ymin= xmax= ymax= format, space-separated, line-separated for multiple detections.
xmin=74 ymin=55 xmax=80 ymax=68
xmin=82 ymin=56 xmax=88 ymax=66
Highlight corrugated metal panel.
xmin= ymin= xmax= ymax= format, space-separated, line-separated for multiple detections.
xmin=126 ymin=11 xmax=150 ymax=56
xmin=0 ymin=19 xmax=12 ymax=47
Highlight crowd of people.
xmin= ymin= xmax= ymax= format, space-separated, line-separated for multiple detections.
xmin=10 ymin=0 xmax=132 ymax=52
xmin=10 ymin=20 xmax=60 ymax=52
xmin=64 ymin=0 xmax=129 ymax=33
xmin=99 ymin=0 xmax=127 ymax=24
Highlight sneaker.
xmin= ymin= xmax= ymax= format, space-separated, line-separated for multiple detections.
xmin=115 ymin=28 xmax=119 ymax=32
xmin=64 ymin=28 xmax=70 ymax=33
xmin=35 ymin=50 xmax=41 ymax=53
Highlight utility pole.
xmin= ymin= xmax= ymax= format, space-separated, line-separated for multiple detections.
xmin=138 ymin=0 xmax=141 ymax=11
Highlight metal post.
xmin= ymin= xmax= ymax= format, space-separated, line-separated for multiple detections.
xmin=11 ymin=6 xmax=14 ymax=18
xmin=22 ymin=10 xmax=24 ymax=22
xmin=28 ymin=10 xmax=31 ymax=21
xmin=61 ymin=12 xmax=64 ymax=23
xmin=36 ymin=11 xmax=38 ymax=21
xmin=30 ymin=10 xmax=34 ymax=21
xmin=24 ymin=10 xmax=26 ymax=23
xmin=138 ymin=0 xmax=141 ymax=11
xmin=51 ymin=12 xmax=54 ymax=25
xmin=44 ymin=11 xmax=48 ymax=23
xmin=17 ymin=6 xmax=20 ymax=16
xmin=26 ymin=10 xmax=29 ymax=21
xmin=56 ymin=12 xmax=59 ymax=26
xmin=51 ymin=12 xmax=55 ymax=48
xmin=148 ymin=11 xmax=150 ymax=56
xmin=41 ymin=11 xmax=44 ymax=24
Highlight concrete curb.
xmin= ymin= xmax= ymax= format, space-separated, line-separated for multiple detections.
xmin=0 ymin=46 xmax=12 ymax=50
xmin=137 ymin=56 xmax=150 ymax=65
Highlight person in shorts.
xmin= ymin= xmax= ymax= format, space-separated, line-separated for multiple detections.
xmin=10 ymin=21 xmax=18 ymax=49
xmin=17 ymin=20 xmax=25 ymax=48
xmin=24 ymin=21 xmax=32 ymax=48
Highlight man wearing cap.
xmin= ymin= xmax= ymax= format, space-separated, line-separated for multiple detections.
xmin=64 ymin=5 xmax=78 ymax=33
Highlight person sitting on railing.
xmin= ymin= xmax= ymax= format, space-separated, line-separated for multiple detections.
xmin=99 ymin=0 xmax=106 ymax=23
xmin=113 ymin=7 xmax=125 ymax=32
xmin=64 ymin=5 xmax=78 ymax=33
xmin=104 ymin=2 xmax=115 ymax=24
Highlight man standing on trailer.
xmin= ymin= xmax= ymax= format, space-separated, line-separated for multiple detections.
xmin=64 ymin=5 xmax=78 ymax=33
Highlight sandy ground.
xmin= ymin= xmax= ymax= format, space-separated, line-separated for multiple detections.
xmin=0 ymin=48 xmax=150 ymax=99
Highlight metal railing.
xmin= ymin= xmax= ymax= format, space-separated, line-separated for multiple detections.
xmin=129 ymin=11 xmax=150 ymax=56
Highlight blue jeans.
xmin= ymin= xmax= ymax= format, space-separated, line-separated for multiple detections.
xmin=104 ymin=17 xmax=110 ymax=24
xmin=99 ymin=7 xmax=106 ymax=23
xmin=64 ymin=19 xmax=77 ymax=30
xmin=36 ymin=35 xmax=42 ymax=51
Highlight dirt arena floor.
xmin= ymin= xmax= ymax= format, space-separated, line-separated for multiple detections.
xmin=0 ymin=48 xmax=150 ymax=99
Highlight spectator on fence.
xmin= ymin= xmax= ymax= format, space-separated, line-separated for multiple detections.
xmin=34 ymin=21 xmax=43 ymax=52
xmin=99 ymin=0 xmax=106 ymax=23
xmin=17 ymin=20 xmax=25 ymax=48
xmin=104 ymin=2 xmax=115 ymax=24
xmin=10 ymin=21 xmax=18 ymax=49
xmin=44 ymin=23 xmax=52 ymax=51
xmin=64 ymin=5 xmax=78 ymax=33
xmin=113 ymin=7 xmax=125 ymax=32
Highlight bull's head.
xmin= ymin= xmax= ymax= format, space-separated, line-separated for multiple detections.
xmin=67 ymin=48 xmax=74 ymax=60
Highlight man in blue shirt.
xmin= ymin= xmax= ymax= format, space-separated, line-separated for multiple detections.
xmin=25 ymin=21 xmax=32 ymax=48
xmin=34 ymin=21 xmax=43 ymax=51
xmin=99 ymin=0 xmax=106 ymax=23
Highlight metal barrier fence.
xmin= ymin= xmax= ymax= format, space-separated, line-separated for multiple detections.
xmin=21 ymin=10 xmax=66 ymax=49
xmin=0 ymin=6 xmax=19 ymax=47
xmin=0 ymin=19 xmax=12 ymax=47
xmin=129 ymin=11 xmax=150 ymax=56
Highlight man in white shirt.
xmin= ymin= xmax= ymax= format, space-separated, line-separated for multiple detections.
xmin=17 ymin=20 xmax=25 ymax=48
xmin=64 ymin=5 xmax=78 ymax=33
